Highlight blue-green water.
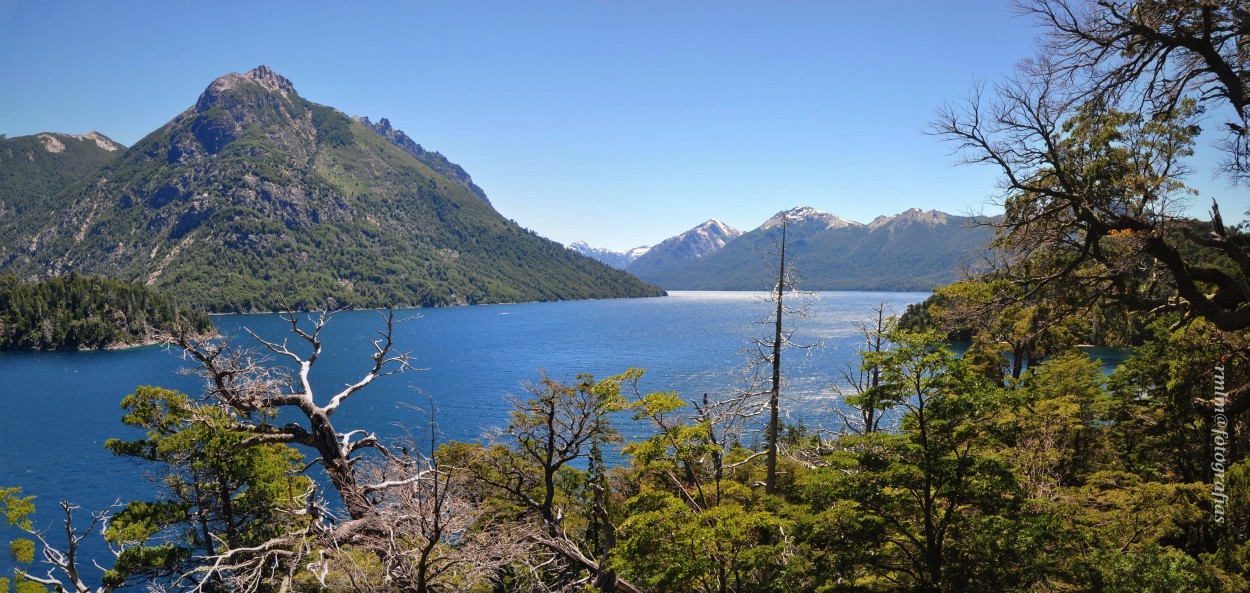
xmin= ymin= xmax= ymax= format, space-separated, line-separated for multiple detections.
xmin=2 ymin=291 xmax=930 ymax=581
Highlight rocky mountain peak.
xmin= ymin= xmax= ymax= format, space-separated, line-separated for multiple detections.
xmin=693 ymin=218 xmax=739 ymax=236
xmin=74 ymin=132 xmax=121 ymax=151
xmin=195 ymin=65 xmax=299 ymax=113
xmin=241 ymin=65 xmax=296 ymax=95
xmin=867 ymin=208 xmax=951 ymax=230
xmin=37 ymin=134 xmax=66 ymax=153
xmin=33 ymin=132 xmax=123 ymax=154
xmin=357 ymin=116 xmax=416 ymax=149
xmin=681 ymin=219 xmax=741 ymax=245
xmin=355 ymin=115 xmax=491 ymax=205
xmin=759 ymin=206 xmax=861 ymax=231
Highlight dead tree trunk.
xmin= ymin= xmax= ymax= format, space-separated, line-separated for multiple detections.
xmin=765 ymin=220 xmax=787 ymax=495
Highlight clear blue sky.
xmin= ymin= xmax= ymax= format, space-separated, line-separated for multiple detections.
xmin=2 ymin=0 xmax=1244 ymax=250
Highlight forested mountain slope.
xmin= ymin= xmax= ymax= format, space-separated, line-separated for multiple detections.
xmin=0 ymin=131 xmax=123 ymax=266
xmin=0 ymin=66 xmax=662 ymax=311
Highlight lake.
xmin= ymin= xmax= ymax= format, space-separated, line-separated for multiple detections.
xmin=1 ymin=291 xmax=928 ymax=581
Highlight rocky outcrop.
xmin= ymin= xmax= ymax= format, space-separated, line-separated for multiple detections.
xmin=356 ymin=116 xmax=490 ymax=205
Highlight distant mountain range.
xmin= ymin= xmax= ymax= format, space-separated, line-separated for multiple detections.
xmin=571 ymin=206 xmax=993 ymax=291
xmin=0 ymin=66 xmax=663 ymax=311
xmin=568 ymin=218 xmax=742 ymax=271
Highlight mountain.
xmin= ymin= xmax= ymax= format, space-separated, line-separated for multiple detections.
xmin=0 ymin=66 xmax=663 ymax=311
xmin=625 ymin=219 xmax=741 ymax=279
xmin=570 ymin=218 xmax=741 ymax=272
xmin=623 ymin=206 xmax=992 ymax=291
xmin=354 ymin=116 xmax=490 ymax=205
xmin=568 ymin=241 xmax=649 ymax=269
xmin=0 ymin=132 xmax=124 ymax=257
xmin=758 ymin=206 xmax=860 ymax=233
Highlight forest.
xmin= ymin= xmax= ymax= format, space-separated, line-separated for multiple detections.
xmin=0 ymin=274 xmax=211 ymax=351
xmin=3 ymin=0 xmax=1250 ymax=591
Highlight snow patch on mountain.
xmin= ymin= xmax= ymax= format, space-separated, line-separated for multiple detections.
xmin=867 ymin=208 xmax=951 ymax=230
xmin=758 ymin=206 xmax=862 ymax=231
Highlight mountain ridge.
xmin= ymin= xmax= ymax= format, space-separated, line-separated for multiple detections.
xmin=570 ymin=218 xmax=741 ymax=270
xmin=354 ymin=116 xmax=490 ymax=205
xmin=573 ymin=206 xmax=993 ymax=291
xmin=0 ymin=131 xmax=126 ymax=256
xmin=0 ymin=66 xmax=663 ymax=311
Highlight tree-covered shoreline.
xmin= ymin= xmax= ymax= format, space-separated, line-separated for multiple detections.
xmin=3 ymin=0 xmax=1250 ymax=590
xmin=0 ymin=274 xmax=212 ymax=351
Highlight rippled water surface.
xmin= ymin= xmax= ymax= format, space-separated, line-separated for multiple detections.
xmin=0 ymin=291 xmax=928 ymax=579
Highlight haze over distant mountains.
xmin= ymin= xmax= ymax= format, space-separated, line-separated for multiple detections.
xmin=0 ymin=66 xmax=662 ymax=311
xmin=571 ymin=206 xmax=993 ymax=291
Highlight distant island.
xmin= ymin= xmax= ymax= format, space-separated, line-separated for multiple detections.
xmin=0 ymin=274 xmax=211 ymax=351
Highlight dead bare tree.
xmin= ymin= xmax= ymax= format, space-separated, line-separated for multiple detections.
xmin=176 ymin=309 xmax=414 ymax=523
xmin=5 ymin=499 xmax=129 ymax=593
xmin=742 ymin=217 xmax=812 ymax=494
xmin=1014 ymin=0 xmax=1250 ymax=180
xmin=832 ymin=302 xmax=898 ymax=435
xmin=161 ymin=308 xmax=493 ymax=591
xmin=467 ymin=371 xmax=647 ymax=593
xmin=121 ymin=308 xmax=534 ymax=592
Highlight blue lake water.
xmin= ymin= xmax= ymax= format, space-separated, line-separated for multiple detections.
xmin=1 ymin=291 xmax=929 ymax=581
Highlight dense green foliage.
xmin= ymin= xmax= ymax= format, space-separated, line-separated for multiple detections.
xmin=5 ymin=3 xmax=1250 ymax=588
xmin=0 ymin=274 xmax=210 ymax=350
xmin=357 ymin=116 xmax=492 ymax=205
xmin=0 ymin=132 xmax=122 ymax=267
xmin=0 ymin=68 xmax=662 ymax=312
xmin=102 ymin=386 xmax=311 ymax=588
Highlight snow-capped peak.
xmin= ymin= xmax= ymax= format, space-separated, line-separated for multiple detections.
xmin=626 ymin=245 xmax=653 ymax=258
xmin=662 ymin=219 xmax=742 ymax=257
xmin=568 ymin=241 xmax=651 ymax=269
xmin=758 ymin=206 xmax=861 ymax=231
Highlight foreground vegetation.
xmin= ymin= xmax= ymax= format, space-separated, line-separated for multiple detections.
xmin=2 ymin=306 xmax=1245 ymax=593
xmin=3 ymin=0 xmax=1250 ymax=590
xmin=0 ymin=274 xmax=210 ymax=350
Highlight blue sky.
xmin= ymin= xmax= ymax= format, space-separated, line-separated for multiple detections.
xmin=2 ymin=0 xmax=1245 ymax=250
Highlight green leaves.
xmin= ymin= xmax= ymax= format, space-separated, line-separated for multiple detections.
xmin=614 ymin=493 xmax=787 ymax=593
xmin=0 ymin=487 xmax=35 ymax=532
xmin=99 ymin=385 xmax=310 ymax=584
xmin=0 ymin=275 xmax=210 ymax=351
xmin=8 ymin=539 xmax=34 ymax=565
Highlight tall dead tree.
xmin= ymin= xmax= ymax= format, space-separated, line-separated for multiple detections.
xmin=833 ymin=302 xmax=898 ymax=435
xmin=765 ymin=220 xmax=788 ymax=495
xmin=176 ymin=310 xmax=413 ymax=525
xmin=744 ymin=218 xmax=808 ymax=495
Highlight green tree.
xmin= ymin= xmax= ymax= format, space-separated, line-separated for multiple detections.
xmin=614 ymin=381 xmax=790 ymax=593
xmin=102 ymin=386 xmax=310 ymax=588
xmin=834 ymin=303 xmax=904 ymax=434
xmin=462 ymin=370 xmax=643 ymax=592
xmin=813 ymin=329 xmax=1027 ymax=592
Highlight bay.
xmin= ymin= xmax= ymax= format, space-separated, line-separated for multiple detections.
xmin=0 ymin=290 xmax=928 ymax=582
